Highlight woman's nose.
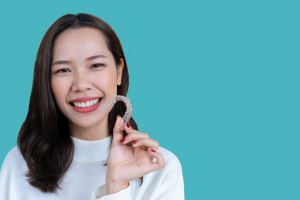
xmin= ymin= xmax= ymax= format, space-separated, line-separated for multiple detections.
xmin=71 ymin=72 xmax=93 ymax=92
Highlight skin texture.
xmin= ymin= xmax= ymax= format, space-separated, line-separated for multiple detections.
xmin=50 ymin=27 xmax=165 ymax=194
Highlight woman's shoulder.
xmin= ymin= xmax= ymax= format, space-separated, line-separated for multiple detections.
xmin=1 ymin=146 xmax=25 ymax=171
xmin=157 ymin=146 xmax=183 ymax=173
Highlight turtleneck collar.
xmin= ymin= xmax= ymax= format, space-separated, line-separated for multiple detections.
xmin=70 ymin=135 xmax=112 ymax=163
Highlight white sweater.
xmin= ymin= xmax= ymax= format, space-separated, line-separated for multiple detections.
xmin=0 ymin=136 xmax=184 ymax=200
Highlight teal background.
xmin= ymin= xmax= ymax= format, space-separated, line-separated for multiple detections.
xmin=0 ymin=0 xmax=299 ymax=199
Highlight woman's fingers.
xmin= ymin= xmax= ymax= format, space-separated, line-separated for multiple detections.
xmin=121 ymin=121 xmax=148 ymax=145
xmin=126 ymin=137 xmax=159 ymax=151
xmin=121 ymin=121 xmax=162 ymax=161
xmin=118 ymin=121 xmax=165 ymax=174
xmin=121 ymin=122 xmax=159 ymax=150
xmin=120 ymin=132 xmax=158 ymax=149
xmin=149 ymin=150 xmax=165 ymax=170
xmin=123 ymin=121 xmax=134 ymax=134
xmin=120 ymin=133 xmax=159 ymax=162
xmin=112 ymin=116 xmax=124 ymax=144
xmin=120 ymin=131 xmax=148 ymax=142
xmin=132 ymin=138 xmax=159 ymax=161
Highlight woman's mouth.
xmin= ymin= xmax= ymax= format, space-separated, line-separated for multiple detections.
xmin=69 ymin=98 xmax=102 ymax=113
xmin=71 ymin=98 xmax=101 ymax=108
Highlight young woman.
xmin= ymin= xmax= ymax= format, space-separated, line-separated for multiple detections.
xmin=0 ymin=13 xmax=184 ymax=200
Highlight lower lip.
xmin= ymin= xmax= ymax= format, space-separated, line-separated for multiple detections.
xmin=70 ymin=99 xmax=101 ymax=113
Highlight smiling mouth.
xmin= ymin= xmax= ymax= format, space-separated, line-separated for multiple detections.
xmin=70 ymin=98 xmax=102 ymax=108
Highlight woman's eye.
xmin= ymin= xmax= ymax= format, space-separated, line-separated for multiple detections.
xmin=56 ymin=68 xmax=70 ymax=73
xmin=91 ymin=63 xmax=104 ymax=68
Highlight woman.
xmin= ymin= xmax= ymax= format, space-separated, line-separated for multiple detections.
xmin=0 ymin=13 xmax=184 ymax=199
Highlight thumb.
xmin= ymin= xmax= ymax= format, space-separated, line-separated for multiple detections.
xmin=112 ymin=115 xmax=124 ymax=144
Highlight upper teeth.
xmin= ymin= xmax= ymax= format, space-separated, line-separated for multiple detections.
xmin=73 ymin=98 xmax=100 ymax=108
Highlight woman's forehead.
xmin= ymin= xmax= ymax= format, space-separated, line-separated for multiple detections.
xmin=52 ymin=27 xmax=111 ymax=61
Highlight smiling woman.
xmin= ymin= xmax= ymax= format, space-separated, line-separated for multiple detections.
xmin=0 ymin=13 xmax=184 ymax=200
xmin=50 ymin=27 xmax=123 ymax=138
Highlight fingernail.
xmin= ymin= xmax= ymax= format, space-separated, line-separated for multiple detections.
xmin=131 ymin=140 xmax=137 ymax=145
xmin=126 ymin=122 xmax=130 ymax=128
xmin=117 ymin=115 xmax=121 ymax=118
xmin=151 ymin=149 xmax=156 ymax=153
xmin=120 ymin=138 xmax=125 ymax=143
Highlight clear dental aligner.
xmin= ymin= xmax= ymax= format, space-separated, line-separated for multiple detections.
xmin=99 ymin=95 xmax=132 ymax=130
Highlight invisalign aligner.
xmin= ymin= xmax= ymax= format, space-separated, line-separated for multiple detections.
xmin=99 ymin=95 xmax=132 ymax=130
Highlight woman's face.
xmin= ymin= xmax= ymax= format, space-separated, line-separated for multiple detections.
xmin=51 ymin=27 xmax=123 ymax=134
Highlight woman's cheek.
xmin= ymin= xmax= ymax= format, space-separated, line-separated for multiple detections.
xmin=96 ymin=71 xmax=118 ymax=94
xmin=51 ymin=77 xmax=68 ymax=106
xmin=51 ymin=78 xmax=60 ymax=100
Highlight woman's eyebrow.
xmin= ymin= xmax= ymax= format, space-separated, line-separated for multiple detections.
xmin=52 ymin=55 xmax=107 ymax=66
xmin=52 ymin=60 xmax=70 ymax=66
xmin=86 ymin=54 xmax=107 ymax=61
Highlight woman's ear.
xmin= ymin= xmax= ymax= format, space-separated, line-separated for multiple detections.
xmin=117 ymin=58 xmax=124 ymax=86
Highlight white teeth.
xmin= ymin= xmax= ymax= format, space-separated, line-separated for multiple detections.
xmin=72 ymin=98 xmax=100 ymax=108
xmin=86 ymin=101 xmax=90 ymax=107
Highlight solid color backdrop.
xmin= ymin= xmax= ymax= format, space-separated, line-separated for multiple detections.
xmin=0 ymin=0 xmax=299 ymax=199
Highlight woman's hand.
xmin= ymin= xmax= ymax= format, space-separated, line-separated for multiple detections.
xmin=105 ymin=116 xmax=165 ymax=194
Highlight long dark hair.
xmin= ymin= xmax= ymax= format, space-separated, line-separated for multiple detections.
xmin=17 ymin=13 xmax=138 ymax=193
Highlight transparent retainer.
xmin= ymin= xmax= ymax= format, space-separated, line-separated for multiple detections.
xmin=99 ymin=95 xmax=132 ymax=130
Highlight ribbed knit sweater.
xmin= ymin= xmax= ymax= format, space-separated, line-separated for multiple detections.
xmin=0 ymin=136 xmax=184 ymax=199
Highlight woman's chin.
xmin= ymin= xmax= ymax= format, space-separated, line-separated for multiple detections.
xmin=68 ymin=118 xmax=108 ymax=130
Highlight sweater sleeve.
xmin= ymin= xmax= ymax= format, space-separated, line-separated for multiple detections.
xmin=157 ymin=174 xmax=185 ymax=200
xmin=0 ymin=162 xmax=7 ymax=200
xmin=91 ymin=184 xmax=132 ymax=200
xmin=91 ymin=173 xmax=184 ymax=200
xmin=0 ymin=147 xmax=20 ymax=200
xmin=145 ymin=148 xmax=185 ymax=200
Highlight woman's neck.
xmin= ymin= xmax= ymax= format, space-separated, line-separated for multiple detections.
xmin=68 ymin=117 xmax=110 ymax=141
